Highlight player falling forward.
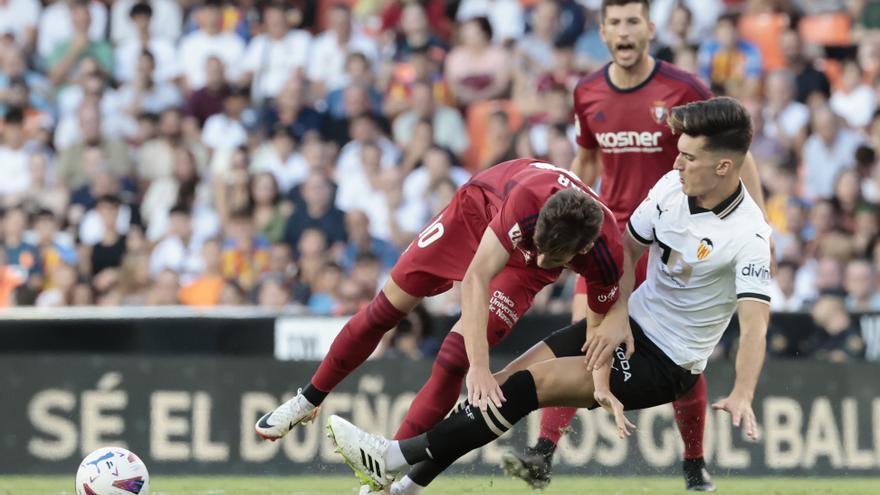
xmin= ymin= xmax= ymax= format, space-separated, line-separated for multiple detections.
xmin=329 ymin=96 xmax=772 ymax=495
xmin=504 ymin=1 xmax=767 ymax=491
xmin=256 ymin=158 xmax=632 ymax=487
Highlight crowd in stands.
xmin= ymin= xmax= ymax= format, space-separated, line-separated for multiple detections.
xmin=1 ymin=0 xmax=880 ymax=361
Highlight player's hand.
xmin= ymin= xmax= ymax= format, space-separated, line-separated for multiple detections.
xmin=583 ymin=316 xmax=634 ymax=370
xmin=712 ymin=394 xmax=760 ymax=441
xmin=594 ymin=389 xmax=635 ymax=439
xmin=466 ymin=365 xmax=505 ymax=412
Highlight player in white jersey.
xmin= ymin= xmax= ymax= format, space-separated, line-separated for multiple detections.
xmin=326 ymin=97 xmax=772 ymax=494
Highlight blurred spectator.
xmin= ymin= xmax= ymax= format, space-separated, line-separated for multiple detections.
xmin=445 ymin=17 xmax=512 ymax=106
xmin=56 ymin=103 xmax=131 ymax=189
xmin=31 ymin=208 xmax=77 ymax=286
xmin=283 ymin=172 xmax=346 ymax=256
xmin=257 ymin=273 xmax=291 ymax=310
xmin=89 ymin=194 xmax=127 ymax=277
xmin=114 ymin=2 xmax=180 ymax=84
xmin=34 ymin=262 xmax=77 ymax=307
xmin=455 ymin=0 xmax=524 ymax=43
xmin=201 ymin=84 xmax=250 ymax=154
xmin=831 ymin=169 xmax=864 ymax=233
xmin=479 ymin=110 xmax=517 ymax=169
xmin=654 ymin=3 xmax=696 ymax=64
xmin=697 ymin=13 xmax=762 ymax=97
xmin=324 ymin=53 xmax=383 ymax=121
xmin=178 ymin=237 xmax=224 ymax=306
xmin=0 ymin=47 xmax=52 ymax=117
xmin=110 ymin=0 xmax=182 ymax=45
xmin=0 ymin=108 xmax=32 ymax=196
xmin=146 ymin=268 xmax=179 ymax=305
xmin=240 ymin=1 xmax=311 ymax=104
xmin=845 ymin=259 xmax=880 ymax=311
xmin=340 ymin=209 xmax=400 ymax=273
xmin=251 ymin=125 xmax=309 ymax=194
xmin=762 ymin=70 xmax=809 ymax=154
xmin=768 ymin=260 xmax=804 ymax=311
xmin=807 ymin=291 xmax=866 ymax=362
xmin=830 ymin=59 xmax=877 ymax=130
xmin=401 ymin=146 xmax=469 ymax=226
xmin=250 ymin=171 xmax=287 ymax=243
xmin=260 ymin=75 xmax=322 ymax=143
xmin=516 ymin=1 xmax=560 ymax=76
xmin=382 ymin=304 xmax=441 ymax=359
xmin=221 ymin=207 xmax=270 ymax=291
xmin=46 ymin=1 xmax=113 ymax=87
xmin=384 ymin=45 xmax=453 ymax=118
xmin=391 ymin=2 xmax=447 ymax=62
xmin=306 ymin=3 xmax=379 ymax=98
xmin=149 ymin=205 xmax=202 ymax=283
xmin=178 ymin=0 xmax=244 ymax=91
xmin=392 ymin=80 xmax=469 ymax=157
xmin=0 ymin=0 xmax=40 ymax=50
xmin=137 ymin=108 xmax=207 ymax=184
xmin=185 ymin=55 xmax=226 ymax=127
xmin=116 ymin=49 xmax=182 ymax=118
xmin=38 ymin=0 xmax=108 ymax=61
xmin=3 ymin=206 xmax=40 ymax=280
xmin=307 ymin=261 xmax=344 ymax=314
xmin=801 ymin=106 xmax=864 ymax=200
xmin=117 ymin=250 xmax=151 ymax=305
xmin=778 ymin=28 xmax=830 ymax=105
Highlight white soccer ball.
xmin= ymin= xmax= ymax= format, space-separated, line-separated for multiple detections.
xmin=75 ymin=447 xmax=150 ymax=495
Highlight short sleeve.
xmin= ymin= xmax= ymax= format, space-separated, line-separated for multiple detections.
xmin=488 ymin=183 xmax=544 ymax=254
xmin=582 ymin=224 xmax=623 ymax=314
xmin=627 ymin=196 xmax=657 ymax=246
xmin=573 ymin=86 xmax=598 ymax=150
xmin=735 ymin=230 xmax=772 ymax=305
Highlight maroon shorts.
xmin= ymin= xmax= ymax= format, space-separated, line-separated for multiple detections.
xmin=391 ymin=186 xmax=556 ymax=346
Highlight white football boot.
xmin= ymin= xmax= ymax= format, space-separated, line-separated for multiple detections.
xmin=254 ymin=389 xmax=320 ymax=441
xmin=327 ymin=415 xmax=394 ymax=491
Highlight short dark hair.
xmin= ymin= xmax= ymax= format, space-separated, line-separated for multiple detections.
xmin=129 ymin=1 xmax=153 ymax=18
xmin=667 ymin=96 xmax=753 ymax=155
xmin=468 ymin=16 xmax=493 ymax=41
xmin=601 ymin=0 xmax=650 ymax=20
xmin=534 ymin=189 xmax=604 ymax=259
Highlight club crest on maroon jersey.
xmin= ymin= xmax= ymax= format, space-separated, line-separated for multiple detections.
xmin=651 ymin=100 xmax=668 ymax=124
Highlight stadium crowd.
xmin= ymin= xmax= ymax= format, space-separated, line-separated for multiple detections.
xmin=0 ymin=0 xmax=879 ymax=360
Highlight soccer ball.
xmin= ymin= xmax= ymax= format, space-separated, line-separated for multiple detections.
xmin=75 ymin=447 xmax=150 ymax=495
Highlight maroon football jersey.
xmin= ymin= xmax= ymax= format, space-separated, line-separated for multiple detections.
xmin=574 ymin=60 xmax=712 ymax=227
xmin=467 ymin=158 xmax=623 ymax=314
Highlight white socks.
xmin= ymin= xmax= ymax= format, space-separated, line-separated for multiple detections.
xmin=384 ymin=441 xmax=408 ymax=471
xmin=391 ymin=476 xmax=425 ymax=495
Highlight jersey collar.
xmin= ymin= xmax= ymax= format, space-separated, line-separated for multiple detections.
xmin=603 ymin=57 xmax=661 ymax=94
xmin=687 ymin=181 xmax=745 ymax=219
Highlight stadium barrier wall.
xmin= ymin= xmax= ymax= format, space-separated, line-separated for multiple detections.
xmin=3 ymin=308 xmax=880 ymax=360
xmin=4 ymin=355 xmax=880 ymax=476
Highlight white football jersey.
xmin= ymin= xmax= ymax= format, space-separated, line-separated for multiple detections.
xmin=627 ymin=171 xmax=772 ymax=373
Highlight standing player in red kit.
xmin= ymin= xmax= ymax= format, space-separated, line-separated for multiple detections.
xmin=255 ymin=158 xmax=631 ymax=483
xmin=503 ymin=1 xmax=767 ymax=492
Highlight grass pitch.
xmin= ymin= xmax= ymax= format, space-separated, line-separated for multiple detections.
xmin=1 ymin=475 xmax=878 ymax=495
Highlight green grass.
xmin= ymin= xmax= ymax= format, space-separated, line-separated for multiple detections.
xmin=2 ymin=476 xmax=878 ymax=495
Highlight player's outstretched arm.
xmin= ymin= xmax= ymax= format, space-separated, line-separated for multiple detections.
xmin=583 ymin=231 xmax=644 ymax=369
xmin=592 ymin=363 xmax=635 ymax=439
xmin=461 ymin=228 xmax=511 ymax=412
xmin=711 ymin=300 xmax=769 ymax=441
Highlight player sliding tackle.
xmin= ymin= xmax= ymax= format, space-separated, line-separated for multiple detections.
xmin=328 ymin=97 xmax=773 ymax=494
xmin=256 ymin=155 xmax=634 ymax=492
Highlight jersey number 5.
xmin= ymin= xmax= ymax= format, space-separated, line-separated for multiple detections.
xmin=417 ymin=215 xmax=444 ymax=248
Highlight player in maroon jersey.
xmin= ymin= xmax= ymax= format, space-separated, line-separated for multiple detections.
xmin=502 ymin=1 xmax=767 ymax=491
xmin=255 ymin=158 xmax=631 ymax=471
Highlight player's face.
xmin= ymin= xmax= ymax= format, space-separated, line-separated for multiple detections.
xmin=536 ymin=241 xmax=594 ymax=269
xmin=674 ymin=134 xmax=724 ymax=197
xmin=600 ymin=3 xmax=655 ymax=69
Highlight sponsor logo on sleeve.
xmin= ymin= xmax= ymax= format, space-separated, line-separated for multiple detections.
xmin=507 ymin=223 xmax=522 ymax=248
xmin=741 ymin=263 xmax=771 ymax=280
xmin=596 ymin=285 xmax=619 ymax=303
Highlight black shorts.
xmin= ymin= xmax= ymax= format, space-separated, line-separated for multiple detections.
xmin=542 ymin=318 xmax=700 ymax=411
